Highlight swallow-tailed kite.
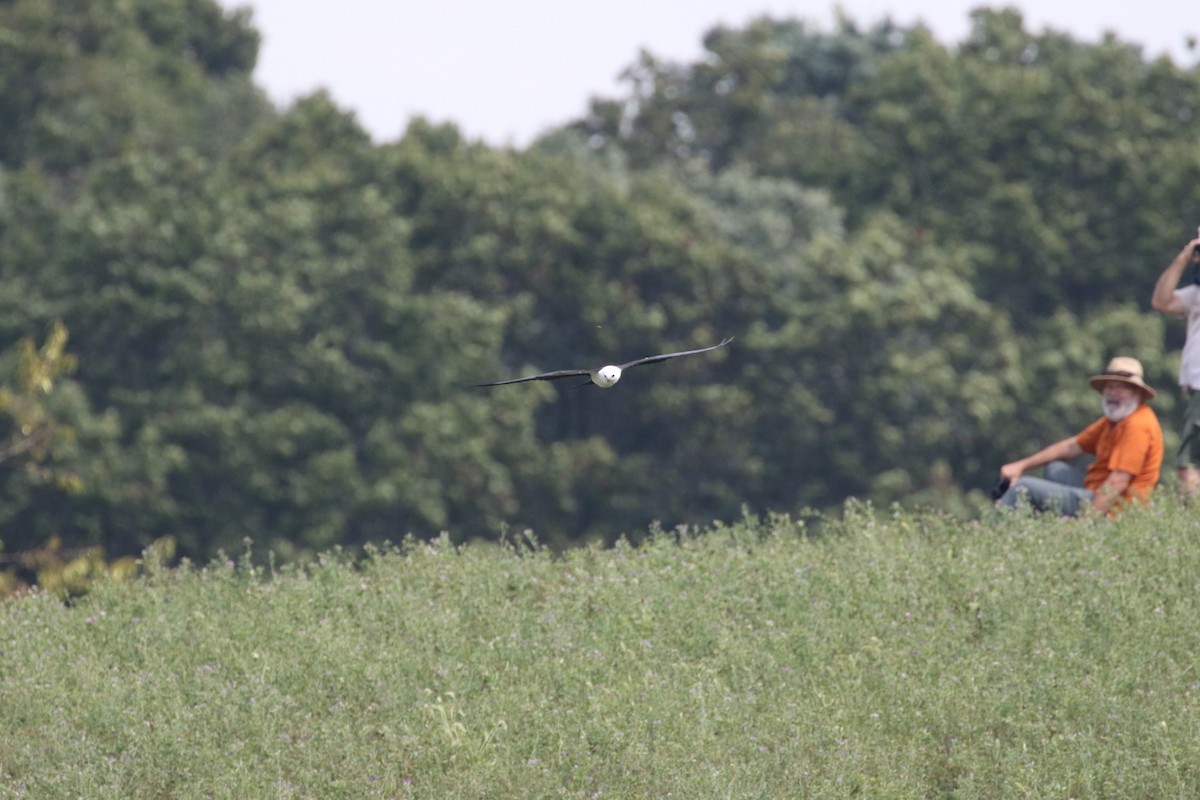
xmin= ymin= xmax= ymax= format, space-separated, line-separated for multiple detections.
xmin=475 ymin=337 xmax=733 ymax=389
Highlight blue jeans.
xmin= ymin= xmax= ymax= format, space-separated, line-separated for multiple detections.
xmin=997 ymin=460 xmax=1093 ymax=517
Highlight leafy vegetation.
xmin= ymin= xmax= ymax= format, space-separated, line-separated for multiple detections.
xmin=2 ymin=5 xmax=1198 ymax=794
xmin=3 ymin=505 xmax=1199 ymax=797
xmin=1 ymin=0 xmax=1199 ymax=569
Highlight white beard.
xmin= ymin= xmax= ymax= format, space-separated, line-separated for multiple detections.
xmin=1103 ymin=395 xmax=1140 ymax=422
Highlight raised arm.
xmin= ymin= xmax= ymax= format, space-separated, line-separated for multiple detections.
xmin=1151 ymin=237 xmax=1200 ymax=315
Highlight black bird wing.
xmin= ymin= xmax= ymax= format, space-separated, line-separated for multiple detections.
xmin=617 ymin=336 xmax=734 ymax=370
xmin=474 ymin=368 xmax=593 ymax=387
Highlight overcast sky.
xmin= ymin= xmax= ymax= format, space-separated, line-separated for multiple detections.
xmin=216 ymin=1 xmax=1198 ymax=147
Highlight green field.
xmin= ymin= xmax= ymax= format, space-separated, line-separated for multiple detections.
xmin=3 ymin=502 xmax=1199 ymax=799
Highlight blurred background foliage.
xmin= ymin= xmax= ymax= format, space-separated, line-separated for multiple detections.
xmin=1 ymin=0 xmax=1198 ymax=591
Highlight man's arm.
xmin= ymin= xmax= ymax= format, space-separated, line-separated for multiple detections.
xmin=1000 ymin=436 xmax=1085 ymax=482
xmin=1090 ymin=470 xmax=1133 ymax=515
xmin=1151 ymin=238 xmax=1200 ymax=315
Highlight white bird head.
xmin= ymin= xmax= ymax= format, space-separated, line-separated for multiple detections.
xmin=594 ymin=365 xmax=622 ymax=388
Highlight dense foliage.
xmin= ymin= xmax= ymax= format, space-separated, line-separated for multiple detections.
xmin=1 ymin=0 xmax=1199 ymax=565
xmin=4 ymin=506 xmax=1200 ymax=797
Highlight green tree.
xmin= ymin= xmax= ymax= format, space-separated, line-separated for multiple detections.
xmin=6 ymin=1 xmax=1198 ymax=564
xmin=0 ymin=321 xmax=78 ymax=481
xmin=580 ymin=8 xmax=1200 ymax=328
xmin=379 ymin=123 xmax=783 ymax=541
xmin=0 ymin=0 xmax=267 ymax=172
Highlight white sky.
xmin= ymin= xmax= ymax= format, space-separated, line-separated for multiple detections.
xmin=217 ymin=0 xmax=1198 ymax=147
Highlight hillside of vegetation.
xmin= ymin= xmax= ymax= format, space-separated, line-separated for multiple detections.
xmin=3 ymin=505 xmax=1199 ymax=797
xmin=2 ymin=1 xmax=1200 ymax=574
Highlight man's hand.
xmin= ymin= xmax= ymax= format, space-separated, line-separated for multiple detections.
xmin=1091 ymin=470 xmax=1133 ymax=516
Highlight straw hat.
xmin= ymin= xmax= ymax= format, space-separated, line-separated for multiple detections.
xmin=1088 ymin=356 xmax=1155 ymax=399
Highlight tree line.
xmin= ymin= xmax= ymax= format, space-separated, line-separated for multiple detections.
xmin=1 ymin=0 xmax=1199 ymax=574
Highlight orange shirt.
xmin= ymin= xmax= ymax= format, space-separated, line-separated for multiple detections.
xmin=1074 ymin=403 xmax=1163 ymax=504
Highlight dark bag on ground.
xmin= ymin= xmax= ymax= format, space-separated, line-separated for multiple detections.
xmin=990 ymin=477 xmax=1011 ymax=501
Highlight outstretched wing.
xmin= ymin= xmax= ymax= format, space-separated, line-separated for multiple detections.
xmin=617 ymin=336 xmax=734 ymax=371
xmin=474 ymin=368 xmax=593 ymax=387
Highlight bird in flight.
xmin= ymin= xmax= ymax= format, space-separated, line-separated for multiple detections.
xmin=475 ymin=337 xmax=734 ymax=389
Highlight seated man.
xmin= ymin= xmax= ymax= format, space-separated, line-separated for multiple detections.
xmin=996 ymin=356 xmax=1163 ymax=516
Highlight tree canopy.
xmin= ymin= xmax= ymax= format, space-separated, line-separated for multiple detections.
xmin=1 ymin=1 xmax=1198 ymax=570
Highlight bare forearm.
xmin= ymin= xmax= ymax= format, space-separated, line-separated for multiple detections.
xmin=1152 ymin=261 xmax=1187 ymax=311
xmin=1152 ymin=241 xmax=1200 ymax=313
xmin=1001 ymin=437 xmax=1083 ymax=481
xmin=1091 ymin=471 xmax=1132 ymax=515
